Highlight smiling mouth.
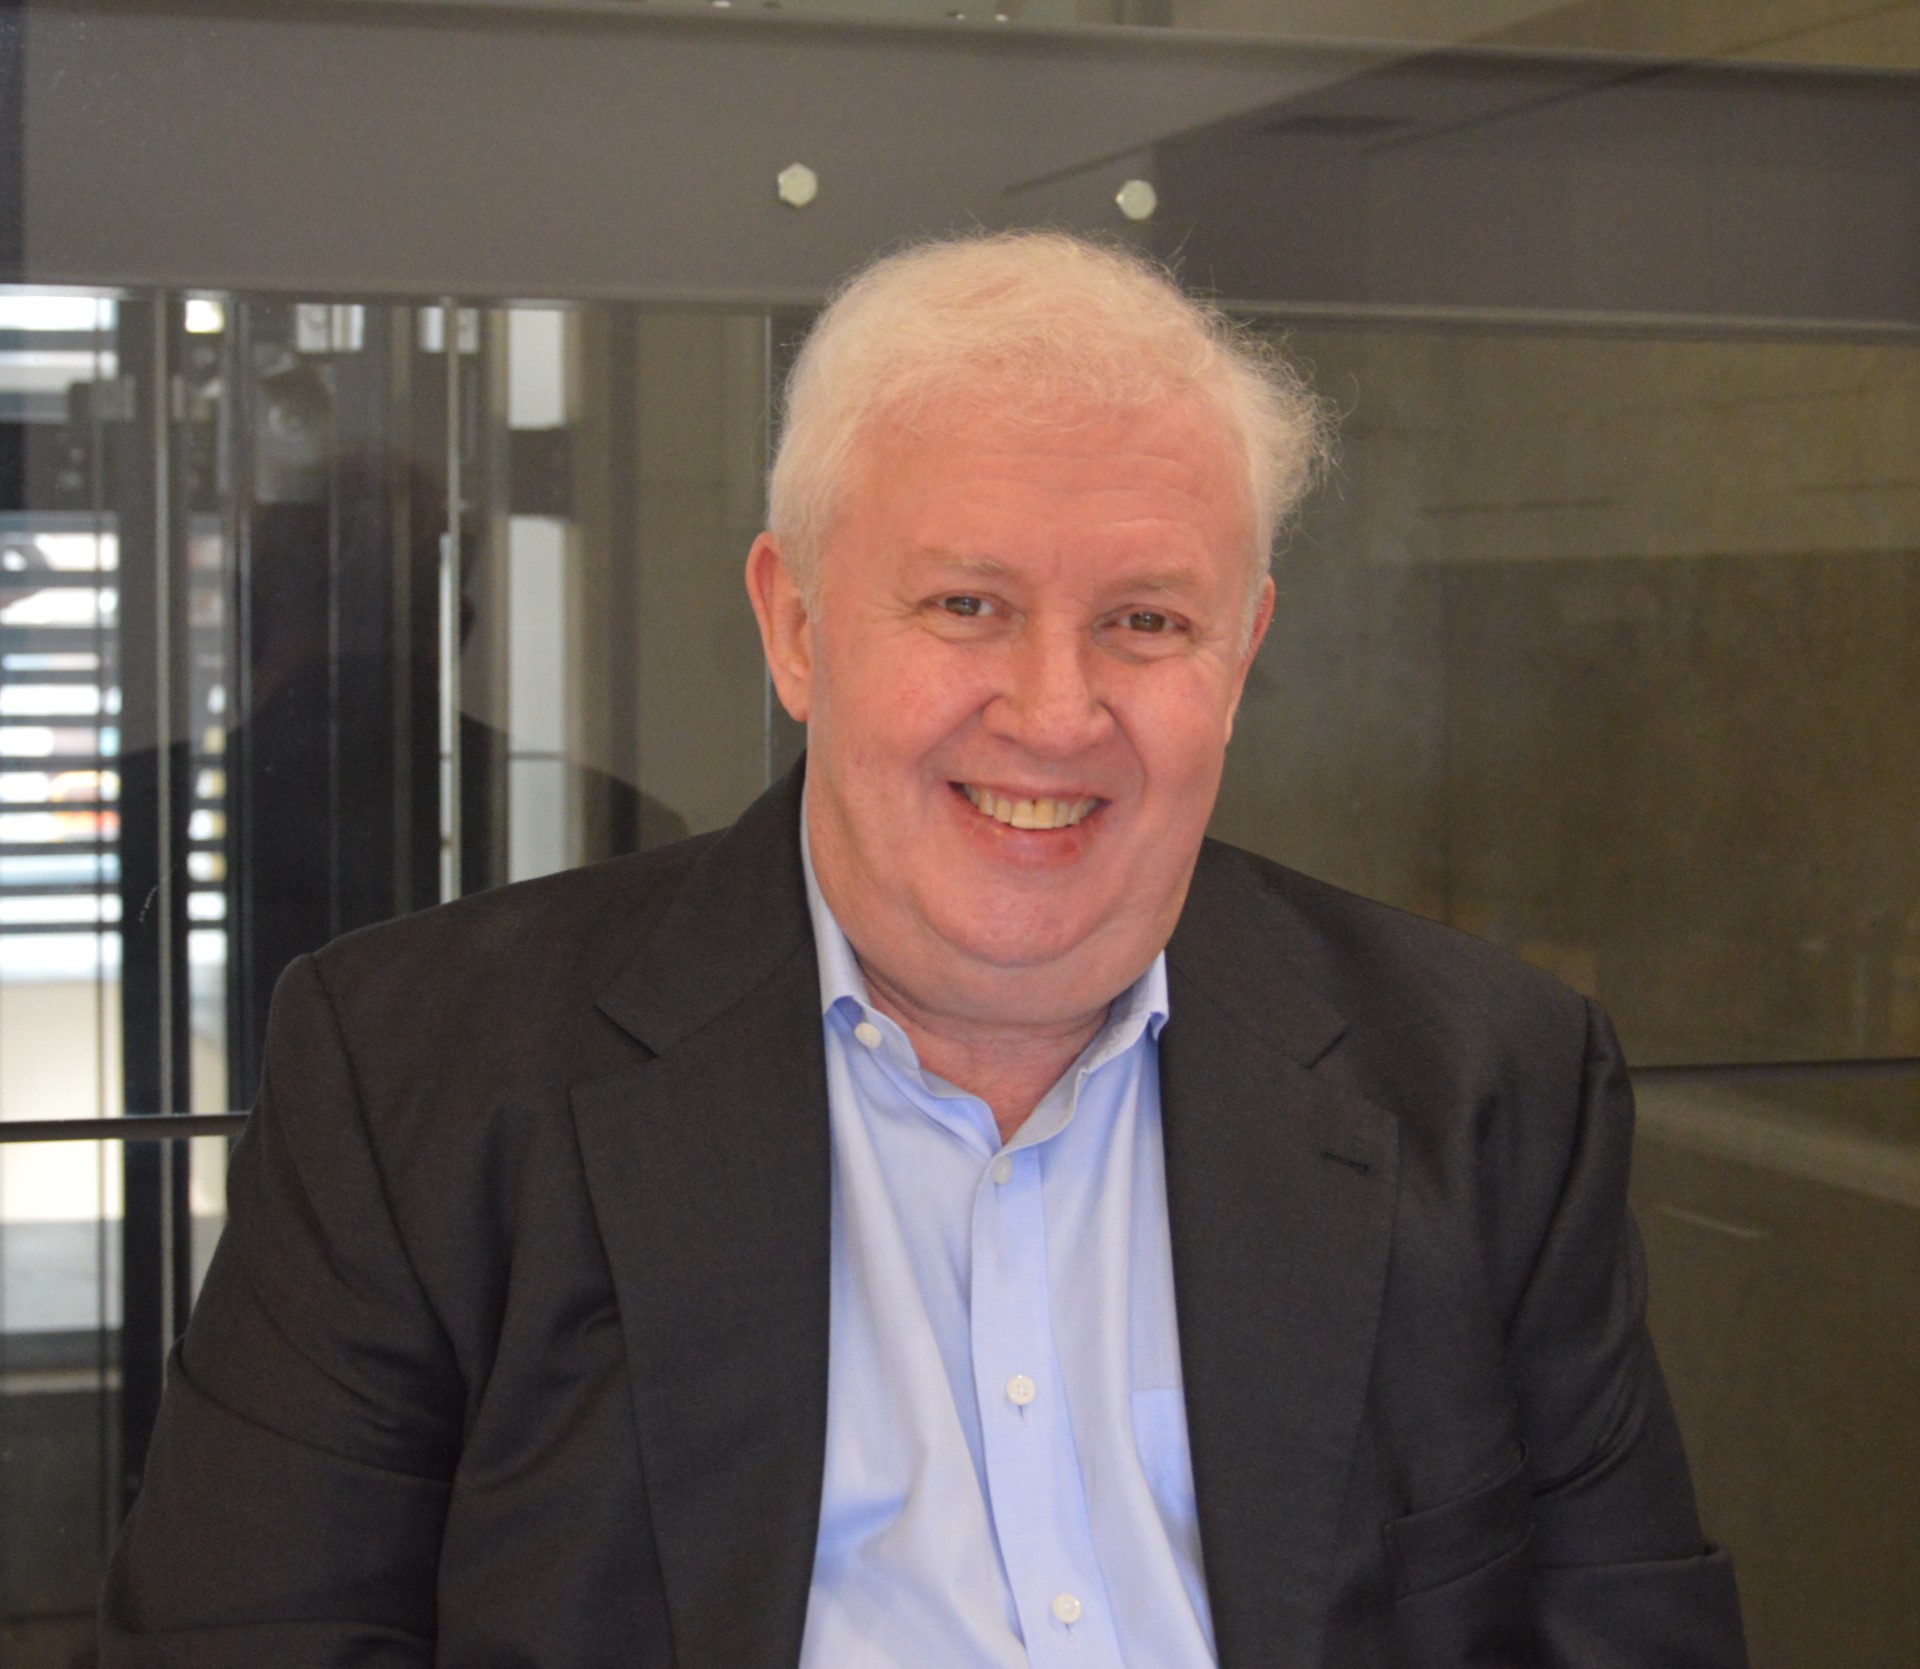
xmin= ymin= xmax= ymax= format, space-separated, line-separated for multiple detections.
xmin=959 ymin=783 xmax=1100 ymax=831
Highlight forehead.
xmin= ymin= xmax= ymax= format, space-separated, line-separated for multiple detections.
xmin=840 ymin=395 xmax=1250 ymax=575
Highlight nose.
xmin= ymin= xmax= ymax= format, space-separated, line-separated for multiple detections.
xmin=982 ymin=622 xmax=1114 ymax=759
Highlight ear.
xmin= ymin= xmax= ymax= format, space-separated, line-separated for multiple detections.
xmin=745 ymin=532 xmax=814 ymax=723
xmin=1223 ymin=575 xmax=1275 ymax=745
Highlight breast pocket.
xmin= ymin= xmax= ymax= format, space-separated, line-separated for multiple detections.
xmin=1383 ymin=1449 xmax=1534 ymax=1667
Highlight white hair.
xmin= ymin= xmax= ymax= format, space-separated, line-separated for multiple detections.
xmin=767 ymin=230 xmax=1332 ymax=629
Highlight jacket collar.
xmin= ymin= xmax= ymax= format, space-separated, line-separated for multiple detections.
xmin=595 ymin=770 xmax=1347 ymax=1071
xmin=594 ymin=761 xmax=814 ymax=1056
xmin=1165 ymin=840 xmax=1349 ymax=1069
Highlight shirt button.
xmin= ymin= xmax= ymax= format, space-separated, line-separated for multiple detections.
xmin=991 ymin=1156 xmax=1013 ymax=1185
xmin=853 ymin=1020 xmax=882 ymax=1049
xmin=1051 ymin=1593 xmax=1083 ymax=1625
xmin=1006 ymin=1374 xmax=1037 ymax=1407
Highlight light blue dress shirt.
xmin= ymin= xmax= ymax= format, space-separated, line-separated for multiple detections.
xmin=797 ymin=826 xmax=1218 ymax=1669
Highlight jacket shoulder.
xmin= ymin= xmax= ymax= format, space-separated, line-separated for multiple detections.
xmin=298 ymin=831 xmax=724 ymax=1048
xmin=1202 ymin=840 xmax=1582 ymax=1011
xmin=1188 ymin=839 xmax=1596 ymax=1095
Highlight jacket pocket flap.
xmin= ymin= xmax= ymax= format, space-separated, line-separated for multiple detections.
xmin=1384 ymin=1449 xmax=1532 ymax=1598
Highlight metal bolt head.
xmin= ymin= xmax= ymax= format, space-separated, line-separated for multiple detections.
xmin=1115 ymin=178 xmax=1158 ymax=222
xmin=776 ymin=163 xmax=820 ymax=209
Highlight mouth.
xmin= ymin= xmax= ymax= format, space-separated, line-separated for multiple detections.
xmin=959 ymin=782 xmax=1100 ymax=832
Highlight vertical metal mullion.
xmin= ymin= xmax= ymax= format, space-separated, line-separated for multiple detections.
xmin=333 ymin=302 xmax=400 ymax=934
xmin=439 ymin=299 xmax=463 ymax=901
xmin=459 ymin=307 xmax=508 ymax=897
xmin=0 ymin=17 xmax=25 ymax=1619
xmin=116 ymin=292 xmax=195 ymax=1514
xmin=404 ymin=308 xmax=445 ymax=913
xmin=162 ymin=313 xmax=197 ymax=1371
xmin=225 ymin=300 xmax=259 ymax=1106
xmin=602 ymin=307 xmax=642 ymax=853
xmin=115 ymin=293 xmax=166 ymax=1511
xmin=92 ymin=289 xmax=122 ymax=1555
xmin=326 ymin=348 xmax=345 ymax=942
xmin=160 ymin=298 xmax=195 ymax=1369
xmin=389 ymin=307 xmax=417 ymax=914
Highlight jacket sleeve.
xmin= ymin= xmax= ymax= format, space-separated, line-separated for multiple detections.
xmin=99 ymin=953 xmax=464 ymax=1667
xmin=1510 ymin=999 xmax=1748 ymax=1669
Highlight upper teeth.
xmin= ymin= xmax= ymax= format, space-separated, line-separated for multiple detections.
xmin=963 ymin=784 xmax=1096 ymax=830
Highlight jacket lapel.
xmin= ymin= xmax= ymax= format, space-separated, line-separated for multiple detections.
xmin=572 ymin=769 xmax=831 ymax=1669
xmin=570 ymin=781 xmax=1396 ymax=1668
xmin=1162 ymin=846 xmax=1401 ymax=1669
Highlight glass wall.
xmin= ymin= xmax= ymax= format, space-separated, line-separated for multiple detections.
xmin=1218 ymin=324 xmax=1920 ymax=1665
xmin=2 ymin=2 xmax=1916 ymax=1664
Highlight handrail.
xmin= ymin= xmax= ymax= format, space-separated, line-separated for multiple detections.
xmin=0 ymin=1113 xmax=251 ymax=1143
xmin=2 ymin=1058 xmax=1918 ymax=1142
xmin=1631 ymin=1056 xmax=1920 ymax=1084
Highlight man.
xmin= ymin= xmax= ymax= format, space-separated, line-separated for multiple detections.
xmin=102 ymin=232 xmax=1747 ymax=1667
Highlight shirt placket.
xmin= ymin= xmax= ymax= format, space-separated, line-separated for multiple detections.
xmin=969 ymin=1122 xmax=1126 ymax=1667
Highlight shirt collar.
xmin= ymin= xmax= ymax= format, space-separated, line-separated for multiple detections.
xmin=799 ymin=794 xmax=1170 ymax=1047
xmin=801 ymin=806 xmax=874 ymax=1022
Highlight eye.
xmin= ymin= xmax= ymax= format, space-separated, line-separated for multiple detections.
xmin=938 ymin=595 xmax=987 ymax=618
xmin=1122 ymin=610 xmax=1173 ymax=634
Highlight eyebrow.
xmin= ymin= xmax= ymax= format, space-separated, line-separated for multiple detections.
xmin=913 ymin=550 xmax=1017 ymax=581
xmin=913 ymin=549 xmax=1209 ymax=598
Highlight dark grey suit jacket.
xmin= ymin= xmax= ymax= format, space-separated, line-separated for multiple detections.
xmin=101 ymin=765 xmax=1747 ymax=1667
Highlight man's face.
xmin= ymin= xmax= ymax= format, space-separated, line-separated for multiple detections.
xmin=748 ymin=396 xmax=1273 ymax=1029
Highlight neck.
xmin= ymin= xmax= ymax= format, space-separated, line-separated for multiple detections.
xmin=858 ymin=957 xmax=1108 ymax=1144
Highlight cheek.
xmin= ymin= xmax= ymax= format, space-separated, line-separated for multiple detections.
xmin=816 ymin=636 xmax=984 ymax=772
xmin=1126 ymin=685 xmax=1237 ymax=811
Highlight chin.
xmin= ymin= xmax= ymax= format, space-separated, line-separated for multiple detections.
xmin=937 ymin=906 xmax=1110 ymax=976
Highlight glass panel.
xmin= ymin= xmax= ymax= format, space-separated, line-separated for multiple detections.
xmin=0 ymin=292 xmax=131 ymax=1632
xmin=1632 ymin=1071 xmax=1920 ymax=1668
xmin=0 ymin=1126 xmax=222 ymax=1667
xmin=1212 ymin=312 xmax=1920 ymax=1667
xmin=1217 ymin=326 xmax=1920 ymax=1065
xmin=0 ymin=1213 xmax=117 ymax=1667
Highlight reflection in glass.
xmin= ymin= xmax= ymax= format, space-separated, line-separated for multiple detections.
xmin=1633 ymin=1071 xmax=1920 ymax=1669
xmin=1218 ymin=327 xmax=1920 ymax=1067
xmin=2 ymin=291 xmax=129 ymax=1663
